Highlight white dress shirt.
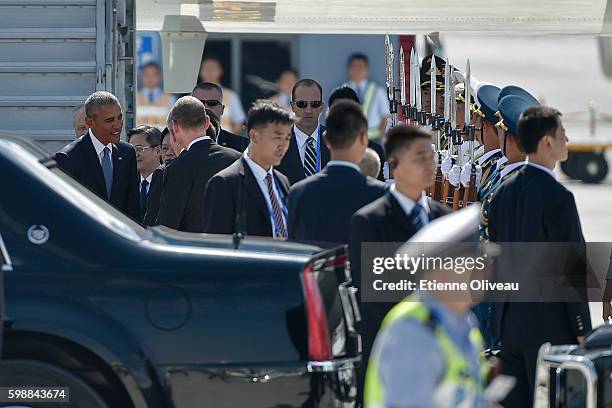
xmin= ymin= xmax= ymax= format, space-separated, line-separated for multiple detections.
xmin=243 ymin=153 xmax=287 ymax=238
xmin=326 ymin=160 xmax=361 ymax=173
xmin=89 ymin=129 xmax=113 ymax=166
xmin=527 ymin=161 xmax=557 ymax=179
xmin=186 ymin=135 xmax=211 ymax=151
xmin=140 ymin=173 xmax=154 ymax=195
xmin=293 ymin=124 xmax=320 ymax=165
xmin=500 ymin=160 xmax=527 ymax=180
xmin=389 ymin=185 xmax=430 ymax=227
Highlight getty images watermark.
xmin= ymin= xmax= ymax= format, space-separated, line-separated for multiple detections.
xmin=359 ymin=242 xmax=609 ymax=303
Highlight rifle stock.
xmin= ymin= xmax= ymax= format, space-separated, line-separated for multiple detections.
xmin=462 ymin=165 xmax=478 ymax=206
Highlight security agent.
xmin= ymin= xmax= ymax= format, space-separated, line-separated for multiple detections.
xmin=488 ymin=105 xmax=592 ymax=408
xmin=350 ymin=125 xmax=451 ymax=405
xmin=287 ymin=100 xmax=386 ymax=245
xmin=203 ymin=100 xmax=295 ymax=238
xmin=364 ymin=205 xmax=494 ymax=408
xmin=328 ymin=85 xmax=387 ymax=181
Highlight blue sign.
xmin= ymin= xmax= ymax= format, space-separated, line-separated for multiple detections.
xmin=137 ymin=32 xmax=162 ymax=70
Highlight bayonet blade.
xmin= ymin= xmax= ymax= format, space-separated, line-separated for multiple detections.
xmin=415 ymin=51 xmax=422 ymax=111
xmin=464 ymin=59 xmax=471 ymax=129
xmin=430 ymin=55 xmax=436 ymax=115
xmin=385 ymin=34 xmax=394 ymax=102
xmin=399 ymin=46 xmax=406 ymax=106
xmin=409 ymin=48 xmax=415 ymax=110
xmin=444 ymin=58 xmax=450 ymax=122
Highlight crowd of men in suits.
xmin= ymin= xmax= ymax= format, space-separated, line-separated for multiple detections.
xmin=55 ymin=62 xmax=591 ymax=406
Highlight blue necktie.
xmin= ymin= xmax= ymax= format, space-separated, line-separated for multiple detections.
xmin=140 ymin=179 xmax=149 ymax=212
xmin=101 ymin=147 xmax=113 ymax=200
xmin=409 ymin=203 xmax=426 ymax=231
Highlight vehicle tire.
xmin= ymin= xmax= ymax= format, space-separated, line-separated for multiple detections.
xmin=0 ymin=359 xmax=109 ymax=408
xmin=560 ymin=153 xmax=578 ymax=178
xmin=574 ymin=152 xmax=608 ymax=184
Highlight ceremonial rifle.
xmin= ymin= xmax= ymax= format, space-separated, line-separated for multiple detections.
xmin=399 ymin=46 xmax=408 ymax=124
xmin=440 ymin=58 xmax=453 ymax=206
xmin=462 ymin=59 xmax=479 ymax=206
xmin=430 ymin=56 xmax=444 ymax=201
xmin=385 ymin=34 xmax=398 ymax=127
xmin=408 ymin=48 xmax=416 ymax=125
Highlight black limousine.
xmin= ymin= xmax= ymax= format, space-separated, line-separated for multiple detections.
xmin=0 ymin=134 xmax=360 ymax=408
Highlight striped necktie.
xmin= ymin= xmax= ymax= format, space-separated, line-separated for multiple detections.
xmin=303 ymin=137 xmax=317 ymax=177
xmin=265 ymin=173 xmax=287 ymax=238
xmin=409 ymin=203 xmax=427 ymax=231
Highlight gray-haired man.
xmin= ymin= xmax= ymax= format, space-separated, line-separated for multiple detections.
xmin=156 ymin=96 xmax=240 ymax=232
xmin=55 ymin=91 xmax=140 ymax=220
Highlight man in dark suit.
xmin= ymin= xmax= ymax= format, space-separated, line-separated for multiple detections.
xmin=192 ymin=82 xmax=248 ymax=152
xmin=489 ymin=106 xmax=591 ymax=408
xmin=350 ymin=125 xmax=451 ymax=405
xmin=157 ymin=96 xmax=240 ymax=232
xmin=328 ymin=85 xmax=387 ymax=181
xmin=55 ymin=91 xmax=140 ymax=220
xmin=203 ymin=100 xmax=295 ymax=238
xmin=127 ymin=125 xmax=163 ymax=226
xmin=276 ymin=79 xmax=330 ymax=184
xmin=288 ymin=100 xmax=386 ymax=246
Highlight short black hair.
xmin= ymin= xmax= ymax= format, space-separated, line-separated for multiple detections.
xmin=291 ymin=79 xmax=323 ymax=102
xmin=325 ymin=100 xmax=367 ymax=149
xmin=384 ymin=126 xmax=432 ymax=158
xmin=328 ymin=86 xmax=360 ymax=107
xmin=160 ymin=127 xmax=169 ymax=144
xmin=517 ymin=106 xmax=562 ymax=154
xmin=127 ymin=125 xmax=161 ymax=147
xmin=192 ymin=81 xmax=223 ymax=96
xmin=347 ymin=53 xmax=369 ymax=67
xmin=247 ymin=99 xmax=296 ymax=133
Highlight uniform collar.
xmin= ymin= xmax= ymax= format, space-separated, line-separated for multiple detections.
xmin=477 ymin=148 xmax=502 ymax=166
xmin=500 ymin=160 xmax=526 ymax=180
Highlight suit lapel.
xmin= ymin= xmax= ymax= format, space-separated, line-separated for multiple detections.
xmin=385 ymin=193 xmax=416 ymax=236
xmin=82 ymin=135 xmax=108 ymax=197
xmin=287 ymin=127 xmax=304 ymax=176
xmin=240 ymin=158 xmax=271 ymax=220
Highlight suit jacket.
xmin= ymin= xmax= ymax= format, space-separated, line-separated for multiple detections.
xmin=217 ymin=129 xmax=248 ymax=153
xmin=489 ymin=165 xmax=591 ymax=345
xmin=203 ymin=157 xmax=290 ymax=237
xmin=367 ymin=140 xmax=387 ymax=181
xmin=275 ymin=126 xmax=330 ymax=185
xmin=288 ymin=164 xmax=386 ymax=245
xmin=349 ymin=192 xmax=450 ymax=403
xmin=55 ymin=134 xmax=140 ymax=220
xmin=157 ymin=138 xmax=241 ymax=232
xmin=142 ymin=168 xmax=163 ymax=227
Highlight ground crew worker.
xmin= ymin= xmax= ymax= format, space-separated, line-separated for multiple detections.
xmin=364 ymin=205 xmax=496 ymax=408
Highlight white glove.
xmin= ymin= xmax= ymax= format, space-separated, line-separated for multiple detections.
xmin=448 ymin=164 xmax=462 ymax=187
xmin=441 ymin=155 xmax=455 ymax=176
xmin=461 ymin=161 xmax=482 ymax=188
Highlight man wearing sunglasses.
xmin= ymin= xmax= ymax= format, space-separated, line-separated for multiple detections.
xmin=192 ymin=82 xmax=248 ymax=152
xmin=276 ymin=78 xmax=330 ymax=185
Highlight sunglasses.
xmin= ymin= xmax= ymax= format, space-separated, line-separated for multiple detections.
xmin=294 ymin=100 xmax=323 ymax=109
xmin=199 ymin=99 xmax=222 ymax=107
